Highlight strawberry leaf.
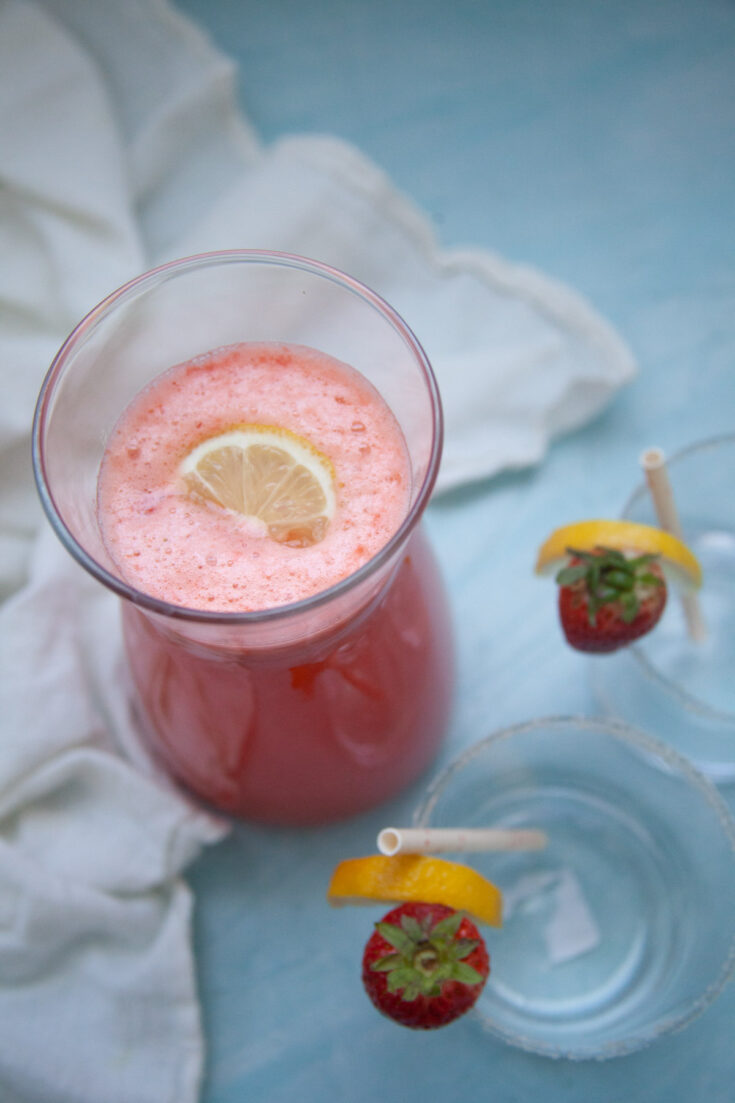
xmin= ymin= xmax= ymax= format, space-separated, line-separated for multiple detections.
xmin=399 ymin=915 xmax=425 ymax=941
xmin=375 ymin=921 xmax=415 ymax=954
xmin=400 ymin=982 xmax=422 ymax=1001
xmin=627 ymin=553 xmax=659 ymax=567
xmin=370 ymin=953 xmax=402 ymax=972
xmin=453 ymin=962 xmax=485 ymax=985
xmin=367 ymin=906 xmax=488 ymax=1006
xmin=427 ymin=910 xmax=464 ymax=941
xmin=605 ymin=569 xmax=633 ymax=589
xmin=555 ymin=563 xmax=589 ymax=586
xmin=387 ymin=967 xmax=420 ymax=994
xmin=558 ymin=546 xmax=663 ymax=627
xmin=639 ymin=572 xmax=664 ymax=587
xmin=603 ymin=547 xmax=627 ymax=562
xmin=446 ymin=938 xmax=480 ymax=961
xmin=620 ymin=591 xmax=639 ymax=622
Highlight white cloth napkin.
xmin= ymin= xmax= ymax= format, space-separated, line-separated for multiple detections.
xmin=0 ymin=1 xmax=635 ymax=1101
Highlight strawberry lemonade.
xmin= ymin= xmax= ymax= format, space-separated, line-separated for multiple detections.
xmin=98 ymin=343 xmax=411 ymax=610
xmin=96 ymin=341 xmax=453 ymax=824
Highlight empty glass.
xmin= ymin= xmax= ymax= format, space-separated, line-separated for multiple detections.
xmin=413 ymin=716 xmax=735 ymax=1059
xmin=590 ymin=434 xmax=735 ymax=786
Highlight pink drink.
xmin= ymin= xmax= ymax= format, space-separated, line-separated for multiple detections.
xmin=98 ymin=343 xmax=410 ymax=610
xmin=98 ymin=342 xmax=453 ymax=824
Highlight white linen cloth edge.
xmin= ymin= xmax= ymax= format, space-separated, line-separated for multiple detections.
xmin=169 ymin=129 xmax=636 ymax=492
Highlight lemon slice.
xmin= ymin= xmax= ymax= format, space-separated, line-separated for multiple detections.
xmin=535 ymin=519 xmax=702 ymax=591
xmin=327 ymin=855 xmax=503 ymax=927
xmin=180 ymin=425 xmax=336 ymax=547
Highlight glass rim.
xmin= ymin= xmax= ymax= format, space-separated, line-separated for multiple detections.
xmin=624 ymin=432 xmax=735 ymax=725
xmin=31 ymin=249 xmax=443 ymax=625
xmin=413 ymin=713 xmax=735 ymax=1060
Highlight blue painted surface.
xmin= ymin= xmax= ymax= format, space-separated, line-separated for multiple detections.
xmin=174 ymin=1 xmax=735 ymax=1098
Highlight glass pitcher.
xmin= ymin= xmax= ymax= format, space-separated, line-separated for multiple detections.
xmin=33 ymin=251 xmax=454 ymax=825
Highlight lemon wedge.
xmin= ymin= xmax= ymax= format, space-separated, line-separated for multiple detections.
xmin=180 ymin=424 xmax=336 ymax=547
xmin=535 ymin=519 xmax=702 ymax=591
xmin=327 ymin=855 xmax=503 ymax=927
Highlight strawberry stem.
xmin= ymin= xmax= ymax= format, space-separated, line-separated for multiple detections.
xmin=556 ymin=546 xmax=664 ymax=626
xmin=371 ymin=910 xmax=484 ymax=1001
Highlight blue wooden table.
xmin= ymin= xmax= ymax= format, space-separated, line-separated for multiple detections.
xmin=174 ymin=1 xmax=735 ymax=1098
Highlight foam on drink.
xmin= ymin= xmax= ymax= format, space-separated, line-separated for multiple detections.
xmin=97 ymin=342 xmax=411 ymax=611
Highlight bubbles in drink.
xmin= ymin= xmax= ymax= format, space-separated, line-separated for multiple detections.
xmin=97 ymin=342 xmax=410 ymax=612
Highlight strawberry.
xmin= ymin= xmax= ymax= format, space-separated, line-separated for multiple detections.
xmin=556 ymin=545 xmax=667 ymax=653
xmin=361 ymin=902 xmax=489 ymax=1030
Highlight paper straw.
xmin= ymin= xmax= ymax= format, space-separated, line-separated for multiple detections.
xmin=377 ymin=827 xmax=548 ymax=857
xmin=640 ymin=446 xmax=706 ymax=642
